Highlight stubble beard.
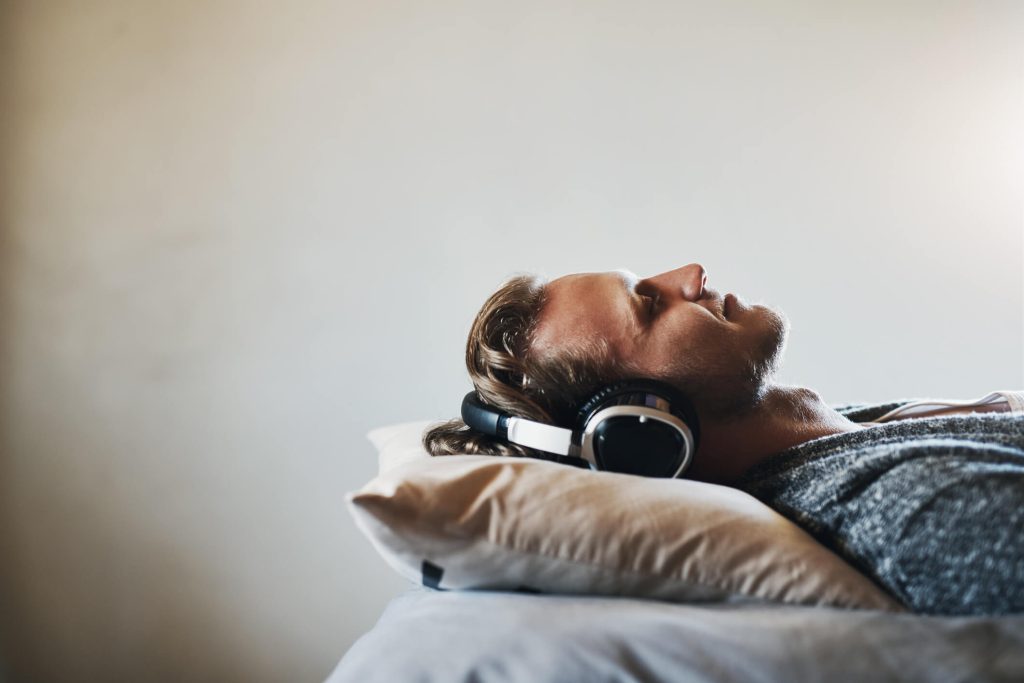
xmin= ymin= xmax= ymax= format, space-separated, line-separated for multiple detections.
xmin=666 ymin=303 xmax=791 ymax=423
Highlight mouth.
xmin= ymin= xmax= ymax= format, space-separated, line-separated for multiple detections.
xmin=704 ymin=288 xmax=727 ymax=320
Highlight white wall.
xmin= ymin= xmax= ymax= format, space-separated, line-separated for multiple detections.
xmin=1 ymin=1 xmax=1021 ymax=681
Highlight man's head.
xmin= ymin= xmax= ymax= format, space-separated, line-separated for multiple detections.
xmin=424 ymin=263 xmax=790 ymax=457
xmin=534 ymin=263 xmax=790 ymax=420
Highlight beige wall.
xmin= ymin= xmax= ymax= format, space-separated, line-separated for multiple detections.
xmin=1 ymin=1 xmax=1021 ymax=681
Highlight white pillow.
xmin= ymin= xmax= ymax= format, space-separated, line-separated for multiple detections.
xmin=349 ymin=421 xmax=901 ymax=610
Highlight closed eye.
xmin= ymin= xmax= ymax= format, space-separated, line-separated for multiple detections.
xmin=644 ymin=294 xmax=659 ymax=319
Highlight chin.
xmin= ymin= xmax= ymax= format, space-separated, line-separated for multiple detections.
xmin=753 ymin=304 xmax=790 ymax=376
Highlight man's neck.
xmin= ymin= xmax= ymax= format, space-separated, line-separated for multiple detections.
xmin=686 ymin=384 xmax=867 ymax=485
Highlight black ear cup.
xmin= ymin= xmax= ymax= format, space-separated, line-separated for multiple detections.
xmin=574 ymin=379 xmax=701 ymax=478
xmin=575 ymin=379 xmax=701 ymax=450
xmin=574 ymin=381 xmax=641 ymax=426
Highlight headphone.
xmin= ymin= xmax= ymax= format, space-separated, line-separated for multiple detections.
xmin=460 ymin=379 xmax=701 ymax=478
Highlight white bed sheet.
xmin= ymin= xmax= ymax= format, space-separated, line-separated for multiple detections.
xmin=329 ymin=586 xmax=1024 ymax=683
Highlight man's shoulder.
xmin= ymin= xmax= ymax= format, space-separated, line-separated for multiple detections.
xmin=830 ymin=399 xmax=918 ymax=423
xmin=835 ymin=391 xmax=1024 ymax=423
xmin=741 ymin=411 xmax=1024 ymax=493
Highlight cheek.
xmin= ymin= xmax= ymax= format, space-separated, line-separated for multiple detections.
xmin=639 ymin=315 xmax=732 ymax=370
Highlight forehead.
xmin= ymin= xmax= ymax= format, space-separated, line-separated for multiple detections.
xmin=533 ymin=270 xmax=638 ymax=358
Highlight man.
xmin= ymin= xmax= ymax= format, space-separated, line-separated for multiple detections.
xmin=425 ymin=264 xmax=1024 ymax=615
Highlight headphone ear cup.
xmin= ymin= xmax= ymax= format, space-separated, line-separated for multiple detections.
xmin=575 ymin=379 xmax=701 ymax=477
xmin=655 ymin=383 xmax=701 ymax=450
xmin=574 ymin=380 xmax=640 ymax=428
xmin=575 ymin=379 xmax=700 ymax=448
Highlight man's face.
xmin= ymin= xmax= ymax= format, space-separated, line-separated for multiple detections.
xmin=530 ymin=263 xmax=790 ymax=419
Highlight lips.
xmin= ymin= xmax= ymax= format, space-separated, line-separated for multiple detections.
xmin=703 ymin=288 xmax=727 ymax=320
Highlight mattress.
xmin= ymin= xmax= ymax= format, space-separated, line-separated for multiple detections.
xmin=328 ymin=586 xmax=1024 ymax=683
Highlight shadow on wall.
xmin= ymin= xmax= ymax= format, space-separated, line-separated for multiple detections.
xmin=0 ymin=10 xmax=274 ymax=680
xmin=0 ymin=471 xmax=285 ymax=683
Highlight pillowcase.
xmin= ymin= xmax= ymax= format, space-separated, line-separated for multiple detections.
xmin=348 ymin=421 xmax=901 ymax=611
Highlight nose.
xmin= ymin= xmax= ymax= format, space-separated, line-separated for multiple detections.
xmin=639 ymin=263 xmax=707 ymax=302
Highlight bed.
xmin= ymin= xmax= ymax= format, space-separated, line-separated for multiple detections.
xmin=330 ymin=419 xmax=1024 ymax=682
xmin=328 ymin=586 xmax=1024 ymax=682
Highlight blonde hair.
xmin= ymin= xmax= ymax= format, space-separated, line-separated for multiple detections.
xmin=423 ymin=274 xmax=617 ymax=457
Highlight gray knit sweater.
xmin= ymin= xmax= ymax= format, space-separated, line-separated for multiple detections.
xmin=735 ymin=400 xmax=1024 ymax=616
